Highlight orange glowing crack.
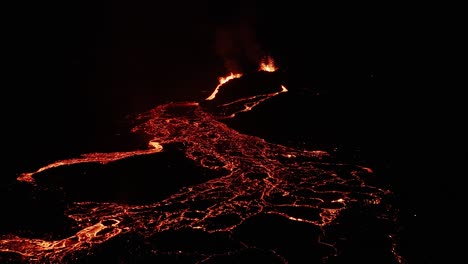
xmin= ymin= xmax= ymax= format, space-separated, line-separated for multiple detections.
xmin=216 ymin=84 xmax=288 ymax=119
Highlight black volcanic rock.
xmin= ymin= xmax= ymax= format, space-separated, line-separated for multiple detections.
xmin=148 ymin=229 xmax=241 ymax=254
xmin=200 ymin=71 xmax=283 ymax=106
xmin=197 ymin=68 xmax=400 ymax=184
xmin=0 ymin=182 xmax=75 ymax=240
xmin=33 ymin=146 xmax=229 ymax=205
xmin=324 ymin=206 xmax=399 ymax=264
xmin=201 ymin=248 xmax=285 ymax=263
xmin=60 ymin=233 xmax=153 ymax=264
xmin=233 ymin=213 xmax=335 ymax=263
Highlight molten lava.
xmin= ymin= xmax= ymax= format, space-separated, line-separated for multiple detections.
xmin=259 ymin=56 xmax=278 ymax=72
xmin=206 ymin=55 xmax=278 ymax=101
xmin=0 ymin=55 xmax=403 ymax=263
xmin=206 ymin=72 xmax=243 ymax=101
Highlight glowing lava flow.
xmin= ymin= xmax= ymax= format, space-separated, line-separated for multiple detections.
xmin=204 ymin=56 xmax=287 ymax=119
xmin=206 ymin=72 xmax=243 ymax=100
xmin=0 ymin=58 xmax=403 ymax=263
xmin=17 ymin=141 xmax=163 ymax=185
xmin=206 ymin=55 xmax=278 ymax=101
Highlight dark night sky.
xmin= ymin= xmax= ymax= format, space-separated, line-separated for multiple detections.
xmin=2 ymin=1 xmax=463 ymax=262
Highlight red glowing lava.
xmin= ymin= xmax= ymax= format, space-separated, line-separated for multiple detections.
xmin=206 ymin=55 xmax=279 ymax=101
xmin=0 ymin=55 xmax=403 ymax=263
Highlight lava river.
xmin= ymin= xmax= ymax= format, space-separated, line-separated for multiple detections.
xmin=0 ymin=60 xmax=404 ymax=263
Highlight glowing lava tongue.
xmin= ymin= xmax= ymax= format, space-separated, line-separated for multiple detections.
xmin=203 ymin=56 xmax=287 ymax=119
xmin=206 ymin=72 xmax=243 ymax=100
xmin=206 ymin=56 xmax=279 ymax=101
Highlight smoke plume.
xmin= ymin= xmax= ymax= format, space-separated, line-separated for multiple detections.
xmin=215 ymin=12 xmax=265 ymax=74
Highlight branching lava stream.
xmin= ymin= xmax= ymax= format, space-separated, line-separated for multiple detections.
xmin=0 ymin=57 xmax=404 ymax=263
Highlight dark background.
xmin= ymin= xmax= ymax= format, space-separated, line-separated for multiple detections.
xmin=3 ymin=1 xmax=461 ymax=263
xmin=4 ymin=1 xmax=426 ymax=171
